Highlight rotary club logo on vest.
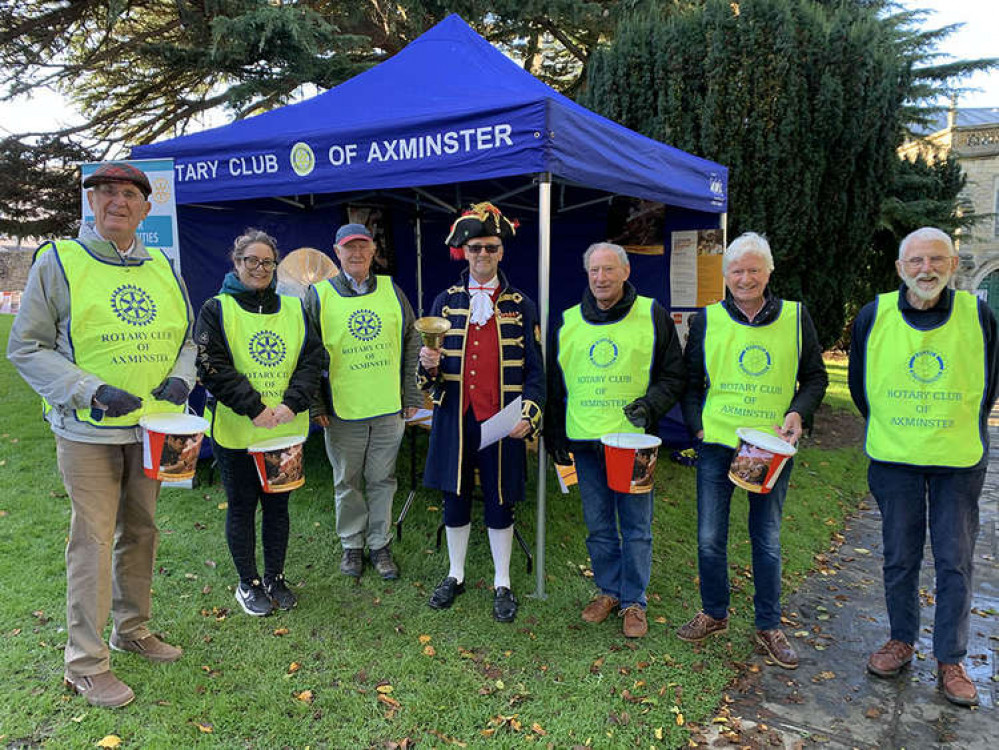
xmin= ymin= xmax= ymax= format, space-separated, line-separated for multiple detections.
xmin=110 ymin=284 xmax=157 ymax=326
xmin=908 ymin=350 xmax=945 ymax=384
xmin=248 ymin=330 xmax=287 ymax=367
xmin=738 ymin=344 xmax=772 ymax=377
xmin=348 ymin=308 xmax=382 ymax=341
xmin=588 ymin=337 xmax=619 ymax=368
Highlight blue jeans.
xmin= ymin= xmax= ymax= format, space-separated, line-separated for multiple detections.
xmin=575 ymin=447 xmax=653 ymax=610
xmin=868 ymin=461 xmax=984 ymax=663
xmin=697 ymin=442 xmax=792 ymax=630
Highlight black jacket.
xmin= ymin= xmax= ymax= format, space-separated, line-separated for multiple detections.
xmin=680 ymin=289 xmax=827 ymax=436
xmin=545 ymin=282 xmax=686 ymax=452
xmin=195 ymin=274 xmax=324 ymax=419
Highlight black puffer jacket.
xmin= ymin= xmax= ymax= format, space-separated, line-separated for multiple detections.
xmin=194 ymin=272 xmax=323 ymax=419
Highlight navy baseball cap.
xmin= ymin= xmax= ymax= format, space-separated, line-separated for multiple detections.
xmin=335 ymin=223 xmax=373 ymax=246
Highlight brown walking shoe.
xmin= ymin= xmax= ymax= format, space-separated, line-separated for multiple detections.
xmin=369 ymin=545 xmax=400 ymax=580
xmin=110 ymin=633 xmax=182 ymax=663
xmin=64 ymin=670 xmax=134 ymax=708
xmin=676 ymin=612 xmax=729 ymax=643
xmin=581 ymin=594 xmax=619 ymax=623
xmin=340 ymin=548 xmax=363 ymax=578
xmin=938 ymin=662 xmax=979 ymax=707
xmin=755 ymin=628 xmax=798 ymax=669
xmin=866 ymin=639 xmax=914 ymax=678
xmin=621 ymin=605 xmax=648 ymax=638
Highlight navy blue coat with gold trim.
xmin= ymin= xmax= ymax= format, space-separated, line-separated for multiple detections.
xmin=418 ymin=269 xmax=545 ymax=502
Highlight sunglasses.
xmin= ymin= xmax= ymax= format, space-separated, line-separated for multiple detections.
xmin=466 ymin=243 xmax=502 ymax=254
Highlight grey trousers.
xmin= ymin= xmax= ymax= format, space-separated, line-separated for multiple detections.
xmin=323 ymin=412 xmax=406 ymax=550
xmin=56 ymin=437 xmax=160 ymax=676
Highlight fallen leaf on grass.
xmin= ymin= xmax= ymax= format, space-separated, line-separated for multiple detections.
xmin=273 ymin=627 xmax=290 ymax=636
xmin=423 ymin=645 xmax=436 ymax=656
xmin=377 ymin=693 xmax=400 ymax=708
xmin=195 ymin=722 xmax=214 ymax=734
xmin=427 ymin=728 xmax=467 ymax=746
xmin=853 ymin=548 xmax=870 ymax=555
xmin=95 ymin=735 xmax=121 ymax=748
xmin=288 ymin=662 xmax=301 ymax=674
xmin=376 ymin=684 xmax=394 ymax=694
xmin=217 ymin=502 xmax=227 ymax=510
xmin=295 ymin=689 xmax=314 ymax=704
xmin=531 ymin=722 xmax=546 ymax=736
xmin=418 ymin=634 xmax=432 ymax=644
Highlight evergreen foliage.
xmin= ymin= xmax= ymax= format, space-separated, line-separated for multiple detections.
xmin=581 ymin=0 xmax=993 ymax=347
xmin=0 ymin=136 xmax=96 ymax=242
xmin=0 ymin=0 xmax=624 ymax=149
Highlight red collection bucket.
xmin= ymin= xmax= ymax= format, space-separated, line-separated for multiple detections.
xmin=247 ymin=435 xmax=307 ymax=493
xmin=728 ymin=427 xmax=797 ymax=494
xmin=600 ymin=433 xmax=662 ymax=494
xmin=139 ymin=413 xmax=209 ymax=481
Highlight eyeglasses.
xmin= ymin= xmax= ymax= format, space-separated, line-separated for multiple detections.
xmin=239 ymin=256 xmax=277 ymax=271
xmin=901 ymin=255 xmax=952 ymax=270
xmin=93 ymin=183 xmax=145 ymax=202
xmin=466 ymin=243 xmax=502 ymax=254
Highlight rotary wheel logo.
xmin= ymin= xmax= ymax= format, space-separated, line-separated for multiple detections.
xmin=908 ymin=350 xmax=944 ymax=384
xmin=110 ymin=284 xmax=157 ymax=326
xmin=348 ymin=308 xmax=382 ymax=341
xmin=151 ymin=177 xmax=171 ymax=204
xmin=588 ymin=337 xmax=618 ymax=368
xmin=738 ymin=344 xmax=772 ymax=377
xmin=290 ymin=142 xmax=316 ymax=176
xmin=249 ymin=330 xmax=287 ymax=367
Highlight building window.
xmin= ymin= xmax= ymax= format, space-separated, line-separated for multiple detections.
xmin=995 ymin=176 xmax=999 ymax=238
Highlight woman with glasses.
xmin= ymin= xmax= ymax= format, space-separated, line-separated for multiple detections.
xmin=194 ymin=229 xmax=323 ymax=616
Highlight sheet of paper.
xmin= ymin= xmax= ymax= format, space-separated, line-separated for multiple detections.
xmin=479 ymin=396 xmax=522 ymax=450
xmin=404 ymin=407 xmax=433 ymax=426
xmin=554 ymin=454 xmax=577 ymax=494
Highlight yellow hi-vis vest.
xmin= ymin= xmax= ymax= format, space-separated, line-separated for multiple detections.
xmin=864 ymin=290 xmax=985 ymax=467
xmin=701 ymin=301 xmax=800 ymax=448
xmin=316 ymin=276 xmax=403 ymax=420
xmin=558 ymin=296 xmax=655 ymax=440
xmin=48 ymin=239 xmax=188 ymax=427
xmin=211 ymin=294 xmax=309 ymax=449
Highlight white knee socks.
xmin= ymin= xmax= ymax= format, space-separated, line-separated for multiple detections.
xmin=488 ymin=525 xmax=514 ymax=590
xmin=446 ymin=523 xmax=471 ymax=583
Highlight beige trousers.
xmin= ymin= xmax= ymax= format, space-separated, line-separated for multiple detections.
xmin=56 ymin=437 xmax=161 ymax=676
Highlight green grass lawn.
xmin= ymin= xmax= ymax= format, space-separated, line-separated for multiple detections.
xmin=0 ymin=314 xmax=869 ymax=749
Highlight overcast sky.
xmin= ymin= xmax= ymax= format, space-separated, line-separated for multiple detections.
xmin=0 ymin=1 xmax=995 ymax=140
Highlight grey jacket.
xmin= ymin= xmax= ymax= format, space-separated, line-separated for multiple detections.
xmin=6 ymin=223 xmax=197 ymax=444
xmin=304 ymin=272 xmax=422 ymax=418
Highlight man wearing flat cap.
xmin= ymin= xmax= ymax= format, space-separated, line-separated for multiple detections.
xmin=8 ymin=161 xmax=196 ymax=707
xmin=307 ymin=223 xmax=422 ymax=580
xmin=418 ymin=202 xmax=545 ymax=622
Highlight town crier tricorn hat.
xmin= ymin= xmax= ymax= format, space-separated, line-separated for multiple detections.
xmin=445 ymin=202 xmax=518 ymax=260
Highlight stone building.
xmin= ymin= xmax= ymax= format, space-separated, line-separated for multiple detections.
xmin=899 ymin=107 xmax=999 ymax=316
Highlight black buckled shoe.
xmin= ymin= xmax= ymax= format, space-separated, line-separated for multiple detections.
xmin=428 ymin=576 xmax=465 ymax=610
xmin=493 ymin=587 xmax=517 ymax=623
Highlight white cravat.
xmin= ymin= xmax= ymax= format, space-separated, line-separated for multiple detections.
xmin=468 ymin=276 xmax=498 ymax=326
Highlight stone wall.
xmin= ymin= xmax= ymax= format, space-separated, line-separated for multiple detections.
xmin=0 ymin=246 xmax=33 ymax=292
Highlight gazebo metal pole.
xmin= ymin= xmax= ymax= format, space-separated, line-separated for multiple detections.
xmin=532 ymin=173 xmax=552 ymax=599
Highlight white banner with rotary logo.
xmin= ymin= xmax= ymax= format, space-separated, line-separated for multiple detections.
xmin=81 ymin=158 xmax=181 ymax=271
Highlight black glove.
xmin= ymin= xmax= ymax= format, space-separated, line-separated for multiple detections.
xmin=547 ymin=441 xmax=573 ymax=467
xmin=623 ymin=399 xmax=651 ymax=428
xmin=152 ymin=377 xmax=190 ymax=406
xmin=93 ymin=385 xmax=143 ymax=418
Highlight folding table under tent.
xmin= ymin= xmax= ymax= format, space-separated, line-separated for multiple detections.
xmin=132 ymin=13 xmax=729 ymax=598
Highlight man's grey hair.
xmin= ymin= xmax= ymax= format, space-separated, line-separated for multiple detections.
xmin=898 ymin=227 xmax=955 ymax=260
xmin=723 ymin=232 xmax=774 ymax=274
xmin=583 ymin=242 xmax=629 ymax=271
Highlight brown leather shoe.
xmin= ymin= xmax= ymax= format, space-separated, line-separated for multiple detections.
xmin=581 ymin=594 xmax=619 ymax=623
xmin=621 ymin=605 xmax=648 ymax=638
xmin=676 ymin=612 xmax=729 ymax=643
xmin=755 ymin=629 xmax=798 ymax=669
xmin=110 ymin=633 xmax=182 ymax=663
xmin=65 ymin=670 xmax=134 ymax=708
xmin=938 ymin=662 xmax=979 ymax=706
xmin=867 ymin=639 xmax=914 ymax=678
